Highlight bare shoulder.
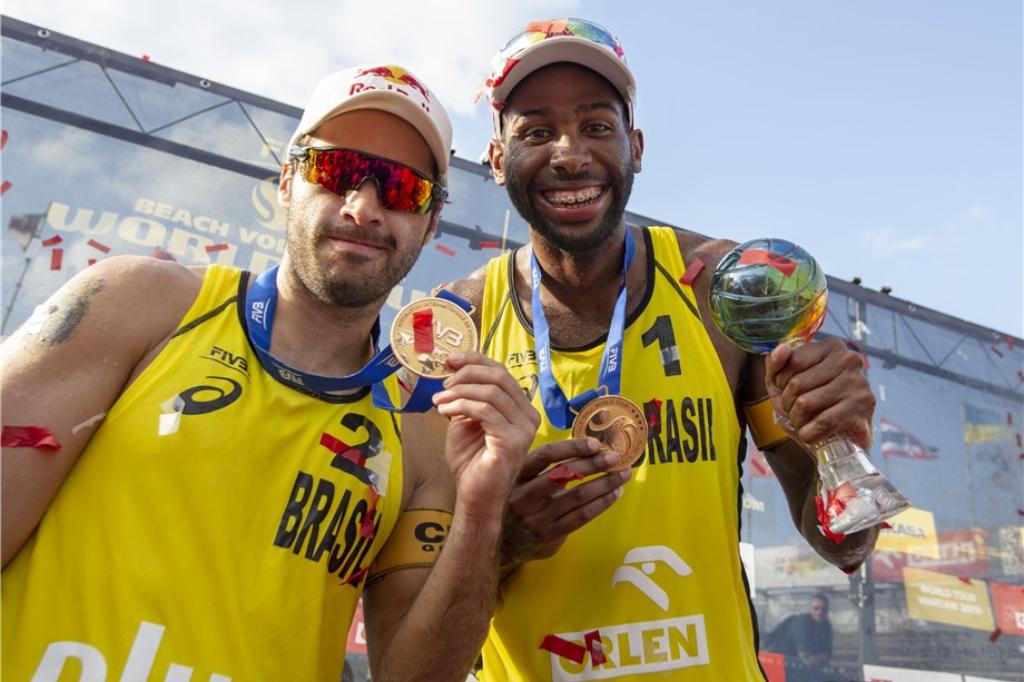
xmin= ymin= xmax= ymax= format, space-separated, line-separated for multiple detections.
xmin=436 ymin=263 xmax=488 ymax=330
xmin=670 ymin=229 xmax=750 ymax=394
xmin=4 ymin=256 xmax=202 ymax=353
xmin=672 ymin=230 xmax=738 ymax=275
xmin=65 ymin=256 xmax=203 ymax=339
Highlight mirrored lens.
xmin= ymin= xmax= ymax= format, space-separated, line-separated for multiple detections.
xmin=299 ymin=148 xmax=440 ymax=214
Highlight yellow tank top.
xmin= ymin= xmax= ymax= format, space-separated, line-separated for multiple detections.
xmin=3 ymin=265 xmax=403 ymax=682
xmin=479 ymin=227 xmax=764 ymax=681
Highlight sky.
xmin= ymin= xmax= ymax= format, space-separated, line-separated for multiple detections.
xmin=5 ymin=0 xmax=1022 ymax=336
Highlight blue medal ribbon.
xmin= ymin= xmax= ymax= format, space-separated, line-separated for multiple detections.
xmin=530 ymin=229 xmax=636 ymax=430
xmin=245 ymin=265 xmax=470 ymax=412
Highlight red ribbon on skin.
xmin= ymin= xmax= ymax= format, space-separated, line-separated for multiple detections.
xmin=546 ymin=464 xmax=583 ymax=486
xmin=2 ymin=425 xmax=61 ymax=450
xmin=679 ymin=258 xmax=705 ymax=286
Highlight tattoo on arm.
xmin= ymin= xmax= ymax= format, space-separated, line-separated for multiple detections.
xmin=37 ymin=278 xmax=106 ymax=346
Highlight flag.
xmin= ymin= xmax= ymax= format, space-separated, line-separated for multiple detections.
xmin=880 ymin=418 xmax=938 ymax=459
xmin=7 ymin=213 xmax=44 ymax=249
xmin=963 ymin=403 xmax=1012 ymax=443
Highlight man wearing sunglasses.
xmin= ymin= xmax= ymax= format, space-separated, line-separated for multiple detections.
xmin=419 ymin=18 xmax=879 ymax=680
xmin=1 ymin=65 xmax=538 ymax=681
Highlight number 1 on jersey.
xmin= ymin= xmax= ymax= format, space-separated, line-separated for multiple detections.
xmin=642 ymin=315 xmax=681 ymax=376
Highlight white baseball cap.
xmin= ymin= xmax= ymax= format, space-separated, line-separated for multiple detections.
xmin=479 ymin=18 xmax=636 ymax=132
xmin=287 ymin=64 xmax=453 ymax=184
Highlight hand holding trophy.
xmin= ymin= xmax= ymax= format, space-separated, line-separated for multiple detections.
xmin=708 ymin=238 xmax=909 ymax=537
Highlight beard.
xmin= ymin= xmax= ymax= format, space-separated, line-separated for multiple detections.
xmin=284 ymin=209 xmax=424 ymax=309
xmin=505 ymin=163 xmax=635 ymax=256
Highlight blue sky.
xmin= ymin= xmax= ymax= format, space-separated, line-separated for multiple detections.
xmin=6 ymin=0 xmax=1022 ymax=335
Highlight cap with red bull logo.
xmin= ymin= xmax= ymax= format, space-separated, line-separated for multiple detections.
xmin=354 ymin=65 xmax=433 ymax=107
xmin=287 ymin=64 xmax=453 ymax=184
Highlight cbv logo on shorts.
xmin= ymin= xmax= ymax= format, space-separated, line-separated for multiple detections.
xmin=548 ymin=616 xmax=709 ymax=681
xmin=30 ymin=621 xmax=231 ymax=681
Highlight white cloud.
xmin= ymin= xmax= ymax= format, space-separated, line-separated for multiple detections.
xmin=933 ymin=204 xmax=997 ymax=247
xmin=5 ymin=0 xmax=579 ymax=116
xmin=960 ymin=204 xmax=992 ymax=223
xmin=860 ymin=227 xmax=930 ymax=256
xmin=330 ymin=2 xmax=579 ymax=115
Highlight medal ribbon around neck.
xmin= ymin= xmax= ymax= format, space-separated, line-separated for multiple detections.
xmin=245 ymin=265 xmax=469 ymax=411
xmin=529 ymin=228 xmax=636 ymax=430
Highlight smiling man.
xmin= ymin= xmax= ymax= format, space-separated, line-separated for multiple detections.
xmin=433 ymin=18 xmax=880 ymax=681
xmin=1 ymin=65 xmax=538 ymax=681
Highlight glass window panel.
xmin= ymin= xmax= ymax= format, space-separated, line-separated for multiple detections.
xmin=106 ymin=67 xmax=232 ymax=134
xmin=237 ymin=102 xmax=300 ymax=168
xmin=3 ymin=59 xmax=140 ymax=129
xmin=151 ymin=101 xmax=280 ymax=172
xmin=1 ymin=35 xmax=77 ymax=83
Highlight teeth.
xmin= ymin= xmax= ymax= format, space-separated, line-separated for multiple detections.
xmin=544 ymin=187 xmax=603 ymax=206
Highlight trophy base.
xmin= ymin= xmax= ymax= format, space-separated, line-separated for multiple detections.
xmin=817 ymin=437 xmax=911 ymax=536
xmin=826 ymin=472 xmax=910 ymax=535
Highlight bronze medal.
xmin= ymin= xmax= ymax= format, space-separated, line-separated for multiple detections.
xmin=390 ymin=298 xmax=477 ymax=378
xmin=572 ymin=395 xmax=648 ymax=471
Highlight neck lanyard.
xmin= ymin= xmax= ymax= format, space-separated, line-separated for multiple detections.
xmin=246 ymin=265 xmax=399 ymax=394
xmin=245 ymin=265 xmax=471 ymax=411
xmin=529 ymin=228 xmax=636 ymax=429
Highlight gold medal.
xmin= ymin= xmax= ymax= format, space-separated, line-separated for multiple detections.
xmin=572 ymin=395 xmax=648 ymax=471
xmin=390 ymin=298 xmax=477 ymax=378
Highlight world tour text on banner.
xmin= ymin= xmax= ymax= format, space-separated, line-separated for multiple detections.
xmin=42 ymin=198 xmax=283 ymax=272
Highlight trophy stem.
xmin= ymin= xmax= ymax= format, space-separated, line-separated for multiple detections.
xmin=815 ymin=436 xmax=910 ymax=535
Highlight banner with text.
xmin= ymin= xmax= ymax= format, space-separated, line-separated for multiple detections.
xmin=903 ymin=567 xmax=994 ymax=631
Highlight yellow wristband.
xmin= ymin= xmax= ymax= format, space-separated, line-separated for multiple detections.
xmin=743 ymin=397 xmax=790 ymax=450
xmin=368 ymin=509 xmax=452 ymax=583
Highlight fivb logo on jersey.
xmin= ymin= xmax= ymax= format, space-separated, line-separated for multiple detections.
xmin=548 ymin=546 xmax=710 ymax=680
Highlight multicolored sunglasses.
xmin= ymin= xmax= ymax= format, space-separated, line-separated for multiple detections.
xmin=498 ymin=18 xmax=625 ymax=65
xmin=289 ymin=146 xmax=447 ymax=214
xmin=483 ymin=18 xmax=627 ymax=95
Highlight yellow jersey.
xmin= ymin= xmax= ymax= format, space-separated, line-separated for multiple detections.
xmin=3 ymin=265 xmax=403 ymax=681
xmin=479 ymin=227 xmax=764 ymax=681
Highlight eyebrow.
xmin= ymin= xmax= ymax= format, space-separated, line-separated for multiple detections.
xmin=512 ymin=101 xmax=621 ymax=120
